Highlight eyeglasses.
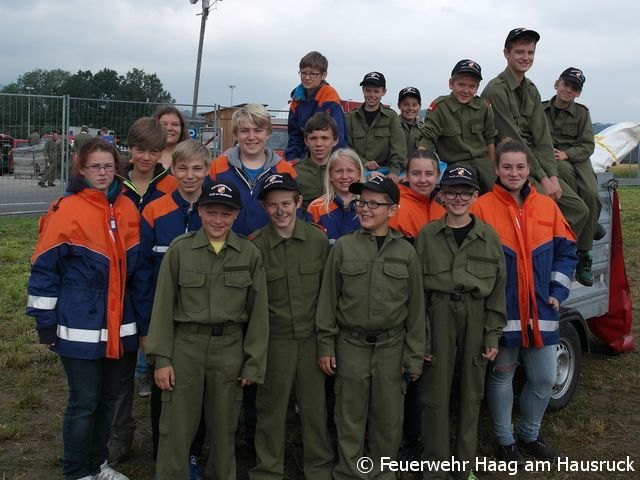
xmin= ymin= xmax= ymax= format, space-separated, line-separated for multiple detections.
xmin=86 ymin=164 xmax=115 ymax=172
xmin=298 ymin=71 xmax=322 ymax=79
xmin=442 ymin=190 xmax=475 ymax=201
xmin=355 ymin=200 xmax=394 ymax=209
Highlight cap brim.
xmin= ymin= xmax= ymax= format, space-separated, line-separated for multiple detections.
xmin=454 ymin=69 xmax=482 ymax=80
xmin=560 ymin=76 xmax=583 ymax=88
xmin=198 ymin=198 xmax=241 ymax=209
xmin=257 ymin=184 xmax=300 ymax=200
xmin=440 ymin=178 xmax=480 ymax=189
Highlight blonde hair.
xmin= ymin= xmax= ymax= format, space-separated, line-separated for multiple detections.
xmin=321 ymin=148 xmax=365 ymax=213
xmin=231 ymin=103 xmax=272 ymax=135
xmin=172 ymin=139 xmax=211 ymax=167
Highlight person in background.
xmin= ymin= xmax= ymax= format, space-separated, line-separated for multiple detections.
xmin=293 ymin=112 xmax=339 ymax=211
xmin=138 ymin=139 xmax=210 ymax=479
xmin=306 ymin=148 xmax=364 ymax=245
xmin=473 ymin=139 xmax=578 ymax=465
xmin=543 ymin=67 xmax=602 ymax=286
xmin=27 ymin=138 xmax=141 ymax=480
xmin=39 ymin=130 xmax=62 ymax=187
xmin=153 ymin=106 xmax=191 ymax=169
xmin=285 ymin=50 xmax=346 ymax=162
xmin=397 ymin=87 xmax=423 ymax=159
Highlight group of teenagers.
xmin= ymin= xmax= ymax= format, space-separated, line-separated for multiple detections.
xmin=26 ymin=25 xmax=600 ymax=480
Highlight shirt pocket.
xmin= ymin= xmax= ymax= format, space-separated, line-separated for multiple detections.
xmin=373 ymin=127 xmax=391 ymax=139
xmin=470 ymin=121 xmax=484 ymax=134
xmin=441 ymin=126 xmax=462 ymax=137
xmin=422 ymin=259 xmax=450 ymax=293
xmin=265 ymin=267 xmax=287 ymax=301
xmin=178 ymin=270 xmax=207 ymax=314
xmin=466 ymin=256 xmax=499 ymax=298
xmin=224 ymin=270 xmax=253 ymax=289
xmin=339 ymin=261 xmax=369 ymax=301
xmin=382 ymin=261 xmax=409 ymax=303
xmin=300 ymin=260 xmax=323 ymax=296
xmin=561 ymin=124 xmax=578 ymax=137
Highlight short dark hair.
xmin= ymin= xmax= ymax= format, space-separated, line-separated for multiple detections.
xmin=299 ymin=51 xmax=328 ymax=73
xmin=127 ymin=117 xmax=167 ymax=150
xmin=303 ymin=112 xmax=338 ymax=139
xmin=495 ymin=138 xmax=530 ymax=166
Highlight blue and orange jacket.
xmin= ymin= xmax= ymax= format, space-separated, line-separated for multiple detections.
xmin=137 ymin=190 xmax=202 ymax=333
xmin=306 ymin=195 xmax=359 ymax=245
xmin=472 ymin=182 xmax=578 ymax=348
xmin=208 ymin=146 xmax=297 ymax=236
xmin=389 ymin=183 xmax=446 ymax=240
xmin=120 ymin=163 xmax=177 ymax=211
xmin=286 ymin=81 xmax=347 ymax=160
xmin=26 ymin=178 xmax=141 ymax=360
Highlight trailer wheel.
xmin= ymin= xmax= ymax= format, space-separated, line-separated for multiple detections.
xmin=548 ymin=321 xmax=582 ymax=411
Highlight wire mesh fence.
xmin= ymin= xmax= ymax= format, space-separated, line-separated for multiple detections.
xmin=0 ymin=93 xmax=219 ymax=215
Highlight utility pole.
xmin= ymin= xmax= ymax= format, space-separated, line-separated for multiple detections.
xmin=190 ymin=0 xmax=222 ymax=118
xmin=228 ymin=85 xmax=236 ymax=107
xmin=26 ymin=86 xmax=34 ymax=136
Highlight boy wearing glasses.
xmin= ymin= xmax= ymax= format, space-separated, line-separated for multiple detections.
xmin=286 ymin=51 xmax=346 ymax=162
xmin=316 ymin=176 xmax=425 ymax=479
xmin=415 ymin=165 xmax=506 ymax=480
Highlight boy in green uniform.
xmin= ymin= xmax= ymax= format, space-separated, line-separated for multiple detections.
xmin=419 ymin=60 xmax=497 ymax=193
xmin=293 ymin=112 xmax=339 ymax=211
xmin=398 ymin=87 xmax=423 ymax=159
xmin=416 ymin=166 xmax=507 ymax=480
xmin=481 ymin=28 xmax=590 ymax=273
xmin=146 ymin=181 xmax=269 ymax=480
xmin=249 ymin=173 xmax=334 ymax=480
xmin=543 ymin=67 xmax=602 ymax=286
xmin=317 ymin=176 xmax=425 ymax=480
xmin=346 ymin=72 xmax=407 ymax=182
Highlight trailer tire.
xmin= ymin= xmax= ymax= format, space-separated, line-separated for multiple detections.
xmin=548 ymin=321 xmax=582 ymax=411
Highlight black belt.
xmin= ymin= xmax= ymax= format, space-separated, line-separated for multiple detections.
xmin=177 ymin=323 xmax=244 ymax=336
xmin=341 ymin=326 xmax=403 ymax=343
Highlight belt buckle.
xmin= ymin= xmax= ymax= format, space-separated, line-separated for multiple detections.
xmin=450 ymin=293 xmax=462 ymax=301
xmin=365 ymin=334 xmax=378 ymax=343
xmin=211 ymin=326 xmax=224 ymax=336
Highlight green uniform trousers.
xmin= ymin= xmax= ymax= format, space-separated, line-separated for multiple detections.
xmin=421 ymin=294 xmax=488 ymax=480
xmin=156 ymin=325 xmax=243 ymax=480
xmin=333 ymin=329 xmax=405 ymax=480
xmin=529 ymin=176 xmax=589 ymax=250
xmin=556 ymin=160 xmax=601 ymax=251
xmin=251 ymin=335 xmax=334 ymax=480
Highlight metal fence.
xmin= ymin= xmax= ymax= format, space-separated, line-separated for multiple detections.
xmin=0 ymin=93 xmax=219 ymax=215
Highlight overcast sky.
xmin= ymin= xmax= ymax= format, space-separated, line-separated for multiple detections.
xmin=1 ymin=0 xmax=637 ymax=123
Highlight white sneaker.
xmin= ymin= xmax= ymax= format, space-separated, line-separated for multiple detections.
xmin=97 ymin=461 xmax=129 ymax=480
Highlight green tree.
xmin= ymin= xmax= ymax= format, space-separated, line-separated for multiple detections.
xmin=1 ymin=68 xmax=71 ymax=95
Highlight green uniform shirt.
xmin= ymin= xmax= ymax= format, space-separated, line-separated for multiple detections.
xmin=419 ymin=94 xmax=497 ymax=162
xmin=400 ymin=118 xmax=423 ymax=159
xmin=44 ymin=138 xmax=62 ymax=162
xmin=145 ymin=228 xmax=269 ymax=383
xmin=316 ymin=228 xmax=425 ymax=374
xmin=346 ymin=105 xmax=408 ymax=175
xmin=482 ymin=68 xmax=556 ymax=181
xmin=293 ymin=155 xmax=327 ymax=211
xmin=542 ymin=96 xmax=595 ymax=164
xmin=72 ymin=132 xmax=93 ymax=154
xmin=251 ymin=220 xmax=329 ymax=340
xmin=415 ymin=216 xmax=507 ymax=355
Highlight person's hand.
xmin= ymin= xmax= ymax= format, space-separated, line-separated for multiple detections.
xmin=238 ymin=378 xmax=254 ymax=387
xmin=423 ymin=354 xmax=433 ymax=363
xmin=549 ymin=296 xmax=560 ymax=311
xmin=387 ymin=172 xmax=400 ymax=183
xmin=154 ymin=366 xmax=175 ymax=391
xmin=554 ymin=149 xmax=569 ymax=161
xmin=409 ymin=373 xmax=421 ymax=381
xmin=318 ymin=356 xmax=336 ymax=376
xmin=364 ymin=160 xmax=380 ymax=171
xmin=540 ymin=176 xmax=562 ymax=201
xmin=483 ymin=347 xmax=498 ymax=362
xmin=139 ymin=335 xmax=146 ymax=351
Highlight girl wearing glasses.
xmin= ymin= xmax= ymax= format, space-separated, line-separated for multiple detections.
xmin=27 ymin=138 xmax=141 ymax=480
xmin=306 ymin=148 xmax=364 ymax=245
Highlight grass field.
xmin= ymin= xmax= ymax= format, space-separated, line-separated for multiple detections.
xmin=0 ymin=189 xmax=639 ymax=479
